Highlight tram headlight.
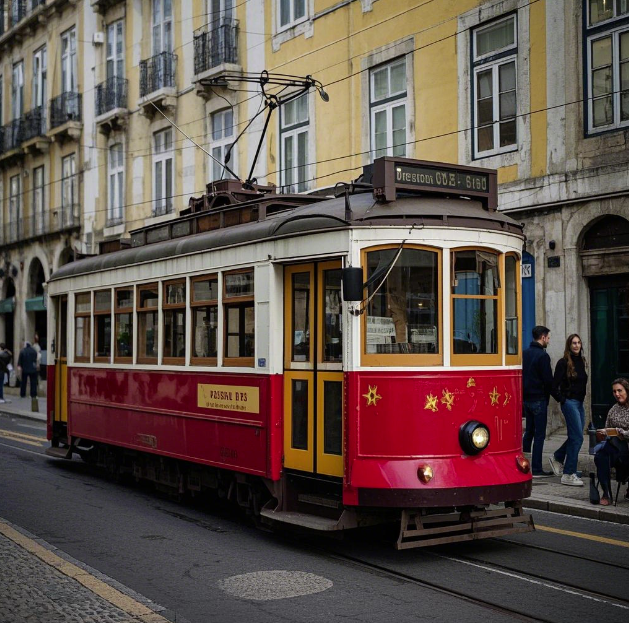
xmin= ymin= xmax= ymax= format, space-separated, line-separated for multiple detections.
xmin=417 ymin=465 xmax=433 ymax=484
xmin=459 ymin=421 xmax=490 ymax=455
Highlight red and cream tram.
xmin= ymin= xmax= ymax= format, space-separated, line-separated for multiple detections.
xmin=46 ymin=157 xmax=533 ymax=548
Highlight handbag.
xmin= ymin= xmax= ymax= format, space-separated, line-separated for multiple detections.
xmin=589 ymin=472 xmax=600 ymax=505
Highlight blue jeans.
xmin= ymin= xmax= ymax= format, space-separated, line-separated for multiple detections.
xmin=554 ymin=399 xmax=585 ymax=475
xmin=522 ymin=400 xmax=548 ymax=473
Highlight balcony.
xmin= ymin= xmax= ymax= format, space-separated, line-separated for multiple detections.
xmin=95 ymin=76 xmax=128 ymax=133
xmin=0 ymin=119 xmax=25 ymax=164
xmin=138 ymin=51 xmax=177 ymax=116
xmin=0 ymin=0 xmax=48 ymax=51
xmin=0 ymin=206 xmax=79 ymax=247
xmin=22 ymin=106 xmax=50 ymax=153
xmin=8 ymin=1 xmax=28 ymax=28
xmin=90 ymin=0 xmax=124 ymax=13
xmin=48 ymin=91 xmax=82 ymax=141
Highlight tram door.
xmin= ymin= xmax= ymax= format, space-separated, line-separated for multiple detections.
xmin=283 ymin=262 xmax=344 ymax=477
xmin=55 ymin=296 xmax=68 ymax=423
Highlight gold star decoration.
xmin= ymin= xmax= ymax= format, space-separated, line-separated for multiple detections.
xmin=363 ymin=385 xmax=382 ymax=407
xmin=503 ymin=392 xmax=511 ymax=406
xmin=467 ymin=377 xmax=476 ymax=388
xmin=424 ymin=393 xmax=439 ymax=412
xmin=489 ymin=387 xmax=501 ymax=406
xmin=441 ymin=389 xmax=455 ymax=411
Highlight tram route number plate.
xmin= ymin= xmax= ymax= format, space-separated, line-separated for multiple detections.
xmin=198 ymin=384 xmax=260 ymax=414
xmin=395 ymin=164 xmax=489 ymax=194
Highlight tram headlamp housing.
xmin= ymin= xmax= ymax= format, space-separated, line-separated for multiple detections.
xmin=459 ymin=421 xmax=490 ymax=455
xmin=417 ymin=465 xmax=433 ymax=484
xmin=516 ymin=454 xmax=531 ymax=474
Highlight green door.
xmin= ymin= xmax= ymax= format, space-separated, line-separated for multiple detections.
xmin=590 ymin=276 xmax=629 ymax=427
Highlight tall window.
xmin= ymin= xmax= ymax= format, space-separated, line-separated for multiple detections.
xmin=94 ymin=290 xmax=112 ymax=361
xmin=505 ymin=254 xmax=519 ymax=359
xmin=33 ymin=166 xmax=45 ymax=235
xmin=9 ymin=174 xmax=21 ymax=242
xmin=108 ymin=143 xmax=124 ymax=225
xmin=61 ymin=28 xmax=77 ymax=94
xmin=280 ymin=94 xmax=309 ymax=193
xmin=75 ymin=293 xmax=91 ymax=362
xmin=153 ymin=128 xmax=173 ymax=216
xmin=163 ymin=280 xmax=186 ymax=363
xmin=114 ymin=288 xmax=133 ymax=362
xmin=107 ymin=20 xmax=124 ymax=80
xmin=224 ymin=270 xmax=255 ymax=366
xmin=210 ymin=109 xmax=235 ymax=182
xmin=278 ymin=0 xmax=307 ymax=29
xmin=0 ymin=79 xmax=3 ymax=127
xmin=472 ymin=16 xmax=517 ymax=157
xmin=12 ymin=61 xmax=23 ymax=119
xmin=370 ymin=58 xmax=407 ymax=159
xmin=153 ymin=0 xmax=173 ymax=54
xmin=191 ymin=274 xmax=218 ymax=364
xmin=61 ymin=154 xmax=76 ymax=228
xmin=32 ymin=47 xmax=47 ymax=111
xmin=137 ymin=284 xmax=159 ymax=363
xmin=586 ymin=2 xmax=629 ymax=132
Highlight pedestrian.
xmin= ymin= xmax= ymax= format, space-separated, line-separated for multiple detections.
xmin=17 ymin=341 xmax=39 ymax=400
xmin=0 ymin=343 xmax=12 ymax=404
xmin=33 ymin=332 xmax=42 ymax=374
xmin=549 ymin=334 xmax=588 ymax=486
xmin=593 ymin=378 xmax=629 ymax=505
xmin=522 ymin=326 xmax=560 ymax=477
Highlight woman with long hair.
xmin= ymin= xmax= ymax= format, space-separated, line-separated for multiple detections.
xmin=548 ymin=334 xmax=588 ymax=486
xmin=593 ymin=378 xmax=629 ymax=505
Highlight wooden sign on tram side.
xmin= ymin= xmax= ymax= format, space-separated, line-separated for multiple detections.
xmin=372 ymin=157 xmax=498 ymax=210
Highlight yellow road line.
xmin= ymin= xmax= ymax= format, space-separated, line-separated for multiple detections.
xmin=0 ymin=429 xmax=45 ymax=443
xmin=537 ymin=524 xmax=629 ymax=548
xmin=0 ymin=520 xmax=169 ymax=622
xmin=0 ymin=431 xmax=44 ymax=448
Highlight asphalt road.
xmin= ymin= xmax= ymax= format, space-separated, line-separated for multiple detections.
xmin=1 ymin=412 xmax=628 ymax=623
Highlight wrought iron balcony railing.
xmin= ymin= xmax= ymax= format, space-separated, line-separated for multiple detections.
xmin=193 ymin=18 xmax=239 ymax=75
xmin=50 ymin=92 xmax=82 ymax=129
xmin=8 ymin=0 xmax=27 ymax=28
xmin=22 ymin=106 xmax=46 ymax=142
xmin=139 ymin=52 xmax=177 ymax=98
xmin=95 ymin=76 xmax=128 ymax=117
xmin=0 ymin=207 xmax=80 ymax=246
xmin=0 ymin=118 xmax=24 ymax=154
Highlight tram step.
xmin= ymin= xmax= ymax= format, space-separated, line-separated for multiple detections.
xmin=297 ymin=493 xmax=341 ymax=509
xmin=260 ymin=509 xmax=344 ymax=531
xmin=45 ymin=446 xmax=74 ymax=460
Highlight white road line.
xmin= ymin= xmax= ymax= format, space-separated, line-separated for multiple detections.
xmin=434 ymin=554 xmax=629 ymax=610
xmin=0 ymin=441 xmax=45 ymax=457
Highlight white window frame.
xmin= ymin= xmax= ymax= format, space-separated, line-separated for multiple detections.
xmin=369 ymin=57 xmax=408 ymax=160
xmin=9 ymin=174 xmax=21 ymax=242
xmin=280 ymin=93 xmax=310 ymax=193
xmin=33 ymin=166 xmax=45 ymax=235
xmin=108 ymin=143 xmax=124 ymax=225
xmin=277 ymin=0 xmax=308 ymax=32
xmin=61 ymin=154 xmax=77 ymax=228
xmin=152 ymin=0 xmax=173 ymax=54
xmin=12 ymin=61 xmax=23 ymax=119
xmin=209 ymin=108 xmax=237 ymax=183
xmin=471 ymin=15 xmax=518 ymax=159
xmin=153 ymin=128 xmax=174 ymax=216
xmin=586 ymin=24 xmax=629 ymax=133
xmin=61 ymin=28 xmax=77 ymax=94
xmin=106 ymin=20 xmax=124 ymax=80
xmin=32 ymin=47 xmax=47 ymax=110
xmin=587 ymin=0 xmax=629 ymax=27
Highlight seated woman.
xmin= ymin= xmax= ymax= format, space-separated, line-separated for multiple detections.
xmin=594 ymin=378 xmax=629 ymax=506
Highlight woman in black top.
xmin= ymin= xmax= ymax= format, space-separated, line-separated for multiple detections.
xmin=549 ymin=334 xmax=588 ymax=486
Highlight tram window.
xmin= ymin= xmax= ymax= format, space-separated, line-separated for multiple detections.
xmin=451 ymin=250 xmax=500 ymax=356
xmin=223 ymin=270 xmax=255 ymax=366
xmin=138 ymin=284 xmax=158 ymax=364
xmin=292 ymin=272 xmax=311 ymax=362
xmin=163 ymin=280 xmax=186 ymax=363
xmin=505 ymin=255 xmax=519 ymax=356
xmin=94 ymin=290 xmax=112 ymax=362
xmin=74 ymin=293 xmax=91 ymax=362
xmin=323 ymin=269 xmax=342 ymax=363
xmin=191 ymin=275 xmax=218 ymax=364
xmin=114 ymin=288 xmax=133 ymax=362
xmin=365 ymin=247 xmax=439 ymax=356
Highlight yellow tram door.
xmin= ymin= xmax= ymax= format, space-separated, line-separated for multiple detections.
xmin=283 ymin=262 xmax=344 ymax=478
xmin=54 ymin=296 xmax=68 ymax=423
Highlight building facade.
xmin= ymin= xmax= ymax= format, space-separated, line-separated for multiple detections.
xmin=0 ymin=0 xmax=627 ymax=426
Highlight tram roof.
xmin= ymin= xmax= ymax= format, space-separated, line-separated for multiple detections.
xmin=50 ymin=193 xmax=523 ymax=282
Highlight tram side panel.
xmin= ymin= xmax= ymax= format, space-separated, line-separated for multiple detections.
xmin=65 ymin=368 xmax=284 ymax=480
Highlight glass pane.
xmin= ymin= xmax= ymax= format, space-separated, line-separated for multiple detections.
xmin=390 ymin=60 xmax=406 ymax=95
xmin=75 ymin=317 xmax=90 ymax=359
xmin=453 ymin=298 xmax=498 ymax=354
xmin=224 ymin=109 xmax=234 ymax=137
xmin=193 ymin=279 xmax=218 ymax=302
xmin=291 ymin=379 xmax=308 ymax=450
xmin=284 ymin=135 xmax=294 ymax=188
xmin=505 ymin=256 xmax=518 ymax=355
xmin=323 ymin=381 xmax=343 ymax=455
xmin=323 ymin=269 xmax=342 ymax=363
xmin=590 ymin=0 xmax=614 ymax=24
xmin=244 ymin=305 xmax=255 ymax=356
xmin=372 ymin=66 xmax=388 ymax=101
xmin=95 ymin=316 xmax=112 ymax=358
xmin=295 ymin=0 xmax=305 ymax=20
xmin=592 ymin=37 xmax=612 ymax=69
xmin=366 ymin=248 xmax=439 ymax=355
xmin=297 ymin=131 xmax=307 ymax=191
xmin=166 ymin=282 xmax=185 ymax=305
xmin=592 ymin=66 xmax=612 ymax=97
xmin=291 ymin=272 xmax=310 ymax=362
xmin=115 ymin=313 xmax=133 ymax=358
xmin=164 ymin=310 xmax=185 ymax=358
xmin=296 ymin=93 xmax=308 ymax=123
xmin=622 ymin=61 xmax=629 ymax=91
xmin=212 ymin=111 xmax=223 ymax=140
xmin=139 ymin=311 xmax=158 ymax=359
xmin=621 ymin=31 xmax=629 ymax=61
xmin=477 ymin=125 xmax=494 ymax=152
xmin=500 ymin=120 xmax=517 ymax=147
xmin=499 ymin=62 xmax=516 ymax=92
xmin=140 ymin=286 xmax=159 ymax=309
xmin=94 ymin=290 xmax=111 ymax=312
xmin=392 ymin=104 xmax=406 ymax=156
xmin=225 ymin=271 xmax=254 ymax=297
xmin=75 ymin=293 xmax=91 ymax=314
xmin=475 ymin=16 xmax=515 ymax=57
xmin=500 ymin=91 xmax=516 ymax=120
xmin=477 ymin=69 xmax=493 ymax=99
xmin=621 ymin=91 xmax=629 ymax=121
xmin=453 ymin=251 xmax=499 ymax=295
xmin=374 ymin=109 xmax=387 ymax=158
xmin=593 ymin=96 xmax=613 ymax=126
xmin=193 ymin=307 xmax=218 ymax=358
xmin=477 ymin=97 xmax=493 ymax=125
xmin=280 ymin=0 xmax=290 ymax=26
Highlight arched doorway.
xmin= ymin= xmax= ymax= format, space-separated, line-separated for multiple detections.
xmin=26 ymin=258 xmax=48 ymax=380
xmin=0 ymin=278 xmax=16 ymax=357
xmin=583 ymin=216 xmax=629 ymax=426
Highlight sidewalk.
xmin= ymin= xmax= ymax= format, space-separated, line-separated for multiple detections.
xmin=0 ymin=385 xmax=46 ymax=422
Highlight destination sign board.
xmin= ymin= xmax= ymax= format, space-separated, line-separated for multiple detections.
xmin=395 ymin=165 xmax=489 ymax=194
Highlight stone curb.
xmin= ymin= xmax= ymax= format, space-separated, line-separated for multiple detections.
xmin=524 ymin=496 xmax=629 ymax=525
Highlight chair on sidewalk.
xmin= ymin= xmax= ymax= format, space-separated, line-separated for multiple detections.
xmin=613 ymin=463 xmax=629 ymax=506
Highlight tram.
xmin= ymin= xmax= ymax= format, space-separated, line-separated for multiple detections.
xmin=45 ymin=157 xmax=533 ymax=549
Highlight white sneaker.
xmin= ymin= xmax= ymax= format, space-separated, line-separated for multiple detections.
xmin=548 ymin=456 xmax=563 ymax=476
xmin=0 ymin=399 xmax=5 ymax=403
xmin=561 ymin=473 xmax=584 ymax=486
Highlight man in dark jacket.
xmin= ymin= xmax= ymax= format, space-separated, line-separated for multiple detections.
xmin=522 ymin=326 xmax=561 ymax=477
xmin=17 ymin=341 xmax=38 ymax=399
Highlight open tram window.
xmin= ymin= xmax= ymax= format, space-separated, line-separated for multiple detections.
xmin=163 ymin=280 xmax=186 ymax=364
xmin=114 ymin=288 xmax=133 ymax=362
xmin=137 ymin=283 xmax=159 ymax=364
xmin=322 ymin=268 xmax=342 ymax=363
xmin=223 ymin=269 xmax=254 ymax=367
xmin=191 ymin=275 xmax=218 ymax=365
xmin=451 ymin=249 xmax=501 ymax=364
xmin=363 ymin=246 xmax=441 ymax=366
xmin=94 ymin=290 xmax=112 ymax=362
xmin=74 ymin=293 xmax=91 ymax=363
